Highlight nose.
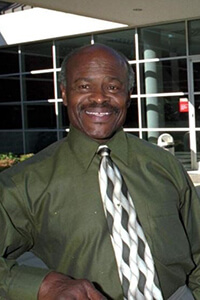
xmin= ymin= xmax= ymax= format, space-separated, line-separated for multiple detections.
xmin=88 ymin=87 xmax=110 ymax=103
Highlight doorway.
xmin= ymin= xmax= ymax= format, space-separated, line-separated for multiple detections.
xmin=189 ymin=58 xmax=200 ymax=170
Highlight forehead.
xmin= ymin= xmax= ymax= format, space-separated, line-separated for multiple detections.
xmin=66 ymin=47 xmax=128 ymax=80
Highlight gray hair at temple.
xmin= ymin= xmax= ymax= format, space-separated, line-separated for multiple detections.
xmin=59 ymin=44 xmax=135 ymax=92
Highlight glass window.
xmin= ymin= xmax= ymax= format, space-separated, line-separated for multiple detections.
xmin=130 ymin=64 xmax=137 ymax=95
xmin=139 ymin=22 xmax=186 ymax=59
xmin=141 ymin=96 xmax=189 ymax=129
xmin=0 ymin=76 xmax=21 ymax=102
xmin=21 ymin=41 xmax=53 ymax=72
xmin=58 ymin=130 xmax=68 ymax=140
xmin=173 ymin=131 xmax=191 ymax=153
xmin=0 ymin=132 xmax=23 ymax=154
xmin=193 ymin=62 xmax=200 ymax=92
xmin=24 ymin=103 xmax=56 ymax=129
xmin=124 ymin=131 xmax=139 ymax=138
xmin=57 ymin=76 xmax=62 ymax=98
xmin=25 ymin=131 xmax=57 ymax=153
xmin=22 ymin=72 xmax=54 ymax=101
xmin=195 ymin=95 xmax=200 ymax=127
xmin=142 ymin=130 xmax=190 ymax=154
xmin=0 ymin=105 xmax=22 ymax=129
xmin=55 ymin=35 xmax=91 ymax=68
xmin=94 ymin=29 xmax=135 ymax=60
xmin=124 ymin=99 xmax=138 ymax=128
xmin=197 ymin=131 xmax=200 ymax=154
xmin=140 ymin=59 xmax=187 ymax=94
xmin=60 ymin=103 xmax=70 ymax=129
xmin=0 ymin=46 xmax=19 ymax=74
xmin=188 ymin=19 xmax=200 ymax=55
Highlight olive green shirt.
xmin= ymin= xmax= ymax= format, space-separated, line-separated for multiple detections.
xmin=0 ymin=126 xmax=200 ymax=299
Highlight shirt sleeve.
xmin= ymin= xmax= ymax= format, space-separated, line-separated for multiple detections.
xmin=179 ymin=167 xmax=200 ymax=298
xmin=0 ymin=172 xmax=51 ymax=300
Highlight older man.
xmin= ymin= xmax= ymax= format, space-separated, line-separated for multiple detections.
xmin=0 ymin=44 xmax=199 ymax=300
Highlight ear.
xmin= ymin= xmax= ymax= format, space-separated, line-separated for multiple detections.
xmin=126 ymin=98 xmax=131 ymax=108
xmin=126 ymin=89 xmax=133 ymax=108
xmin=60 ymin=84 xmax=67 ymax=106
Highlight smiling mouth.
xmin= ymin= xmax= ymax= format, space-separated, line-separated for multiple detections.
xmin=85 ymin=111 xmax=112 ymax=117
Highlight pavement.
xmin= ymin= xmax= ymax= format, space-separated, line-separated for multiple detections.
xmin=188 ymin=172 xmax=200 ymax=186
xmin=188 ymin=171 xmax=200 ymax=196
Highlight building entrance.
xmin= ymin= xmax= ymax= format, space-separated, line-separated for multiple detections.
xmin=189 ymin=58 xmax=200 ymax=169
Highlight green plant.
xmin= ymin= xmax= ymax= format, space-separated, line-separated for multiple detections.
xmin=19 ymin=153 xmax=34 ymax=162
xmin=0 ymin=152 xmax=18 ymax=161
xmin=0 ymin=152 xmax=34 ymax=172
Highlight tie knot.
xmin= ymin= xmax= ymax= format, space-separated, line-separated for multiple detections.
xmin=97 ymin=145 xmax=111 ymax=157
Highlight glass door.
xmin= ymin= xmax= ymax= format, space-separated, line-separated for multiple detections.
xmin=189 ymin=58 xmax=200 ymax=169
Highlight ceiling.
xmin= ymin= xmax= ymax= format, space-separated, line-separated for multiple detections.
xmin=4 ymin=0 xmax=200 ymax=27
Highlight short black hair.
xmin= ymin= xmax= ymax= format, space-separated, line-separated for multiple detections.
xmin=59 ymin=44 xmax=135 ymax=92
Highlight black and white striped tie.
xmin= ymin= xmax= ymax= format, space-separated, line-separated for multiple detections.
xmin=97 ymin=145 xmax=163 ymax=300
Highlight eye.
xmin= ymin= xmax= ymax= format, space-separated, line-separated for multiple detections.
xmin=108 ymin=85 xmax=119 ymax=90
xmin=78 ymin=84 xmax=90 ymax=90
xmin=106 ymin=83 xmax=122 ymax=93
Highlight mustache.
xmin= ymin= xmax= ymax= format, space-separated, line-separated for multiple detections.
xmin=80 ymin=102 xmax=119 ymax=113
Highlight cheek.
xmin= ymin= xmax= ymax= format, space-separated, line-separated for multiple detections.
xmin=119 ymin=101 xmax=129 ymax=115
xmin=66 ymin=103 xmax=79 ymax=124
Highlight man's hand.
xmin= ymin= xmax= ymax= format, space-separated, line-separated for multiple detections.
xmin=38 ymin=271 xmax=107 ymax=300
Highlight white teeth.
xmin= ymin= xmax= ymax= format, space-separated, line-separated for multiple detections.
xmin=86 ymin=111 xmax=110 ymax=116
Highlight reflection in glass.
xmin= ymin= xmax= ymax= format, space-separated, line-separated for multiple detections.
xmin=188 ymin=19 xmax=200 ymax=55
xmin=55 ymin=36 xmax=91 ymax=68
xmin=130 ymin=64 xmax=137 ymax=95
xmin=0 ymin=132 xmax=23 ymax=154
xmin=21 ymin=41 xmax=53 ymax=72
xmin=139 ymin=22 xmax=186 ymax=59
xmin=140 ymin=59 xmax=187 ymax=94
xmin=197 ymin=131 xmax=200 ymax=158
xmin=124 ymin=99 xmax=138 ymax=128
xmin=24 ymin=103 xmax=56 ymax=129
xmin=142 ymin=130 xmax=190 ymax=154
xmin=141 ymin=96 xmax=189 ymax=129
xmin=60 ymin=103 xmax=70 ymax=129
xmin=193 ymin=62 xmax=200 ymax=92
xmin=25 ymin=131 xmax=57 ymax=153
xmin=22 ymin=73 xmax=54 ymax=101
xmin=94 ymin=29 xmax=135 ymax=60
xmin=0 ymin=76 xmax=21 ymax=102
xmin=168 ymin=131 xmax=191 ymax=171
xmin=0 ymin=46 xmax=19 ymax=74
xmin=57 ymin=77 xmax=62 ymax=98
xmin=195 ymin=96 xmax=200 ymax=127
xmin=0 ymin=105 xmax=22 ymax=129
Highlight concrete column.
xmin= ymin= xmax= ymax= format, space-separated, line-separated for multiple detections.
xmin=143 ymin=31 xmax=164 ymax=143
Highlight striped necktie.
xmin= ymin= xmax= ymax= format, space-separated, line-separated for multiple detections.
xmin=97 ymin=145 xmax=163 ymax=300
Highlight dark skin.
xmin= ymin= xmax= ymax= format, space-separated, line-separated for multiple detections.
xmin=38 ymin=45 xmax=132 ymax=300
xmin=61 ymin=44 xmax=131 ymax=143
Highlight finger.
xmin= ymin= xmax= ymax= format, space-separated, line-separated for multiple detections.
xmin=86 ymin=282 xmax=107 ymax=300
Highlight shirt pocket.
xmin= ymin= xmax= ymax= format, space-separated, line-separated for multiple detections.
xmin=148 ymin=202 xmax=191 ymax=265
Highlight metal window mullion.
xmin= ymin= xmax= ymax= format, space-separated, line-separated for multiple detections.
xmin=134 ymin=28 xmax=143 ymax=139
xmin=52 ymin=41 xmax=60 ymax=140
xmin=18 ymin=45 xmax=26 ymax=153
xmin=188 ymin=58 xmax=198 ymax=169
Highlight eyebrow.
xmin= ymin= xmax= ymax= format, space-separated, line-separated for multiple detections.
xmin=74 ymin=78 xmax=93 ymax=84
xmin=74 ymin=77 xmax=123 ymax=84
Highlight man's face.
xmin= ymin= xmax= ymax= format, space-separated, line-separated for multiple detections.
xmin=61 ymin=46 xmax=131 ymax=143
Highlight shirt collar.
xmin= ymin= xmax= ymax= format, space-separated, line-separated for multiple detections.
xmin=67 ymin=126 xmax=129 ymax=170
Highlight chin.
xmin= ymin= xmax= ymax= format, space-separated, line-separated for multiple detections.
xmin=88 ymin=132 xmax=116 ymax=142
xmin=82 ymin=125 xmax=117 ymax=141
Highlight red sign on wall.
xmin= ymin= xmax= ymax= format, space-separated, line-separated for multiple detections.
xmin=179 ymin=98 xmax=189 ymax=113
